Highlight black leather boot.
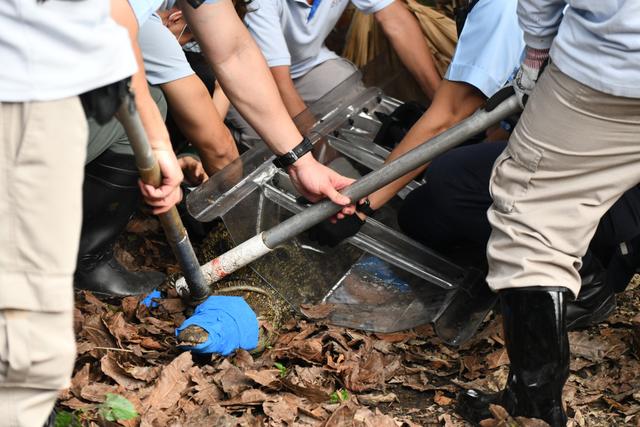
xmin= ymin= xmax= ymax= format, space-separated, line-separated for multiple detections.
xmin=456 ymin=288 xmax=570 ymax=426
xmin=75 ymin=150 xmax=165 ymax=296
xmin=567 ymin=251 xmax=616 ymax=330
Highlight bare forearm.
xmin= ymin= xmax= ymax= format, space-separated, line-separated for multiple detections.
xmin=212 ymin=81 xmax=231 ymax=118
xmin=376 ymin=1 xmax=441 ymax=100
xmin=368 ymin=80 xmax=485 ymax=209
xmin=111 ymin=0 xmax=171 ymax=151
xmin=181 ymin=0 xmax=303 ymax=155
xmin=161 ymin=76 xmax=239 ymax=174
xmin=271 ymin=66 xmax=307 ymax=118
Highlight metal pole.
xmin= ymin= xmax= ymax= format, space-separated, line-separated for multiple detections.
xmin=175 ymin=95 xmax=521 ymax=288
xmin=117 ymin=92 xmax=209 ymax=304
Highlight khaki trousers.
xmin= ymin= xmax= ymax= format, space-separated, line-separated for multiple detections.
xmin=487 ymin=63 xmax=640 ymax=297
xmin=0 ymin=97 xmax=87 ymax=426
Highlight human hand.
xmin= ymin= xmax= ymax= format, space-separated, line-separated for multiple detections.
xmin=178 ymin=155 xmax=208 ymax=186
xmin=512 ymin=46 xmax=549 ymax=108
xmin=139 ymin=149 xmax=184 ymax=214
xmin=287 ymin=153 xmax=355 ymax=214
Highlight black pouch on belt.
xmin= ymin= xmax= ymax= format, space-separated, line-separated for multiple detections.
xmin=80 ymin=77 xmax=131 ymax=125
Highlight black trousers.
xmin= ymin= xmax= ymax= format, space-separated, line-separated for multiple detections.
xmin=398 ymin=141 xmax=640 ymax=291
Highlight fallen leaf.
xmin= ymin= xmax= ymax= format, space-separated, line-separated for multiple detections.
xmin=143 ymin=352 xmax=193 ymax=411
xmin=486 ymin=348 xmax=510 ymax=370
xmin=300 ymin=303 xmax=336 ymax=320
xmin=80 ymin=383 xmax=118 ymax=403
xmin=215 ymin=360 xmax=253 ymax=397
xmin=263 ymin=394 xmax=299 ymax=424
xmin=219 ymin=388 xmax=269 ymax=406
xmin=357 ymin=392 xmax=397 ymax=406
xmin=353 ymin=407 xmax=397 ymax=427
xmin=101 ymin=355 xmax=146 ymax=390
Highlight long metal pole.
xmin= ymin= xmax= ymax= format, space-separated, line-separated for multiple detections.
xmin=175 ymin=95 xmax=521 ymax=288
xmin=117 ymin=93 xmax=209 ymax=304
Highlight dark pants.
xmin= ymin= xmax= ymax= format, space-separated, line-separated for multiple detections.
xmin=398 ymin=141 xmax=640 ymax=291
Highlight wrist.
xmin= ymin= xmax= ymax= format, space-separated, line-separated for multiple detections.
xmin=524 ymin=46 xmax=550 ymax=70
xmin=286 ymin=152 xmax=314 ymax=172
xmin=273 ymin=136 xmax=313 ymax=169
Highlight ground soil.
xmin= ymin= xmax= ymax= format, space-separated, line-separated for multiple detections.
xmin=60 ymin=214 xmax=640 ymax=426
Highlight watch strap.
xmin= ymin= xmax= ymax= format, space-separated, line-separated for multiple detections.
xmin=272 ymin=137 xmax=313 ymax=169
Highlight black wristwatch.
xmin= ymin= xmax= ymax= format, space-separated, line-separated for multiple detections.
xmin=356 ymin=198 xmax=375 ymax=216
xmin=272 ymin=137 xmax=313 ymax=169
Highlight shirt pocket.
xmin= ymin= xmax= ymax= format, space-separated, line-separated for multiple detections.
xmin=489 ymin=139 xmax=543 ymax=214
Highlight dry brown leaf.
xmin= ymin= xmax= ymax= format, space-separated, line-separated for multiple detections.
xmin=374 ymin=331 xmax=417 ymax=343
xmin=190 ymin=366 xmax=224 ymax=404
xmin=569 ymin=331 xmax=612 ymax=362
xmin=81 ymin=313 xmax=116 ymax=350
xmin=245 ymin=369 xmax=281 ymax=389
xmin=123 ymin=365 xmax=160 ymax=382
xmin=300 ymin=303 xmax=336 ymax=320
xmin=353 ymin=407 xmax=397 ymax=427
xmin=263 ymin=394 xmax=299 ymax=424
xmin=80 ymin=383 xmax=119 ymax=403
xmin=215 ymin=359 xmax=254 ymax=397
xmin=103 ymin=311 xmax=139 ymax=347
xmin=322 ymin=401 xmax=358 ymax=427
xmin=70 ymin=363 xmax=90 ymax=398
xmin=143 ymin=351 xmax=193 ymax=411
xmin=486 ymin=348 xmax=510 ymax=370
xmin=342 ymin=351 xmax=388 ymax=392
xmin=140 ymin=337 xmax=164 ymax=350
xmin=101 ymin=355 xmax=146 ymax=390
xmin=291 ymin=337 xmax=325 ymax=363
xmin=219 ymin=388 xmax=269 ymax=406
xmin=283 ymin=366 xmax=335 ymax=402
xmin=234 ymin=349 xmax=255 ymax=370
xmin=433 ymin=391 xmax=453 ymax=406
xmin=121 ymin=296 xmax=140 ymax=321
xmin=157 ymin=298 xmax=186 ymax=314
xmin=357 ymin=392 xmax=397 ymax=406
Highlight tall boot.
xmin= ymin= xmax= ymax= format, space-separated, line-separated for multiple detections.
xmin=75 ymin=150 xmax=165 ymax=296
xmin=567 ymin=251 xmax=616 ymax=330
xmin=456 ymin=288 xmax=570 ymax=426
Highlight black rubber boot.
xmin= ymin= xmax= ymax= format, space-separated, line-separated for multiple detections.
xmin=567 ymin=251 xmax=616 ymax=330
xmin=75 ymin=150 xmax=165 ymax=296
xmin=456 ymin=288 xmax=570 ymax=426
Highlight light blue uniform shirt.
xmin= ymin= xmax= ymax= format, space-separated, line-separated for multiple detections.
xmin=0 ymin=0 xmax=136 ymax=102
xmin=518 ymin=0 xmax=640 ymax=98
xmin=445 ymin=0 xmax=524 ymax=98
xmin=138 ymin=13 xmax=194 ymax=85
xmin=245 ymin=0 xmax=394 ymax=79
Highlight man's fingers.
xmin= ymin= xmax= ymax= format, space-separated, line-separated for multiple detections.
xmin=324 ymin=185 xmax=351 ymax=206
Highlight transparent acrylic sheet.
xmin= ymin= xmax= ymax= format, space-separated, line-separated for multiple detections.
xmin=220 ymin=186 xmax=457 ymax=333
xmin=188 ymin=72 xmax=489 ymax=338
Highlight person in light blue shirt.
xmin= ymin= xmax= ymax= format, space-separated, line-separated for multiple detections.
xmin=227 ymin=0 xmax=442 ymax=141
xmin=317 ymin=0 xmax=523 ymax=225
xmin=459 ymin=1 xmax=640 ymax=425
xmin=76 ymin=0 xmax=239 ymax=297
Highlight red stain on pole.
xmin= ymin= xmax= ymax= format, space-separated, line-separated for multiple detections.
xmin=210 ymin=258 xmax=228 ymax=280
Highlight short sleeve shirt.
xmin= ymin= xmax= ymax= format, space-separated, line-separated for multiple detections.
xmin=445 ymin=0 xmax=524 ymax=98
xmin=0 ymin=0 xmax=137 ymax=102
xmin=245 ymin=0 xmax=394 ymax=79
xmin=138 ymin=13 xmax=194 ymax=85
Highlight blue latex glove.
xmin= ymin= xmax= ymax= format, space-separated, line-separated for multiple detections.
xmin=175 ymin=296 xmax=259 ymax=356
xmin=141 ymin=289 xmax=162 ymax=308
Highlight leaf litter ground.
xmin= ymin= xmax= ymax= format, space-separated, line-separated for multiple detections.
xmin=61 ymin=214 xmax=640 ymax=426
